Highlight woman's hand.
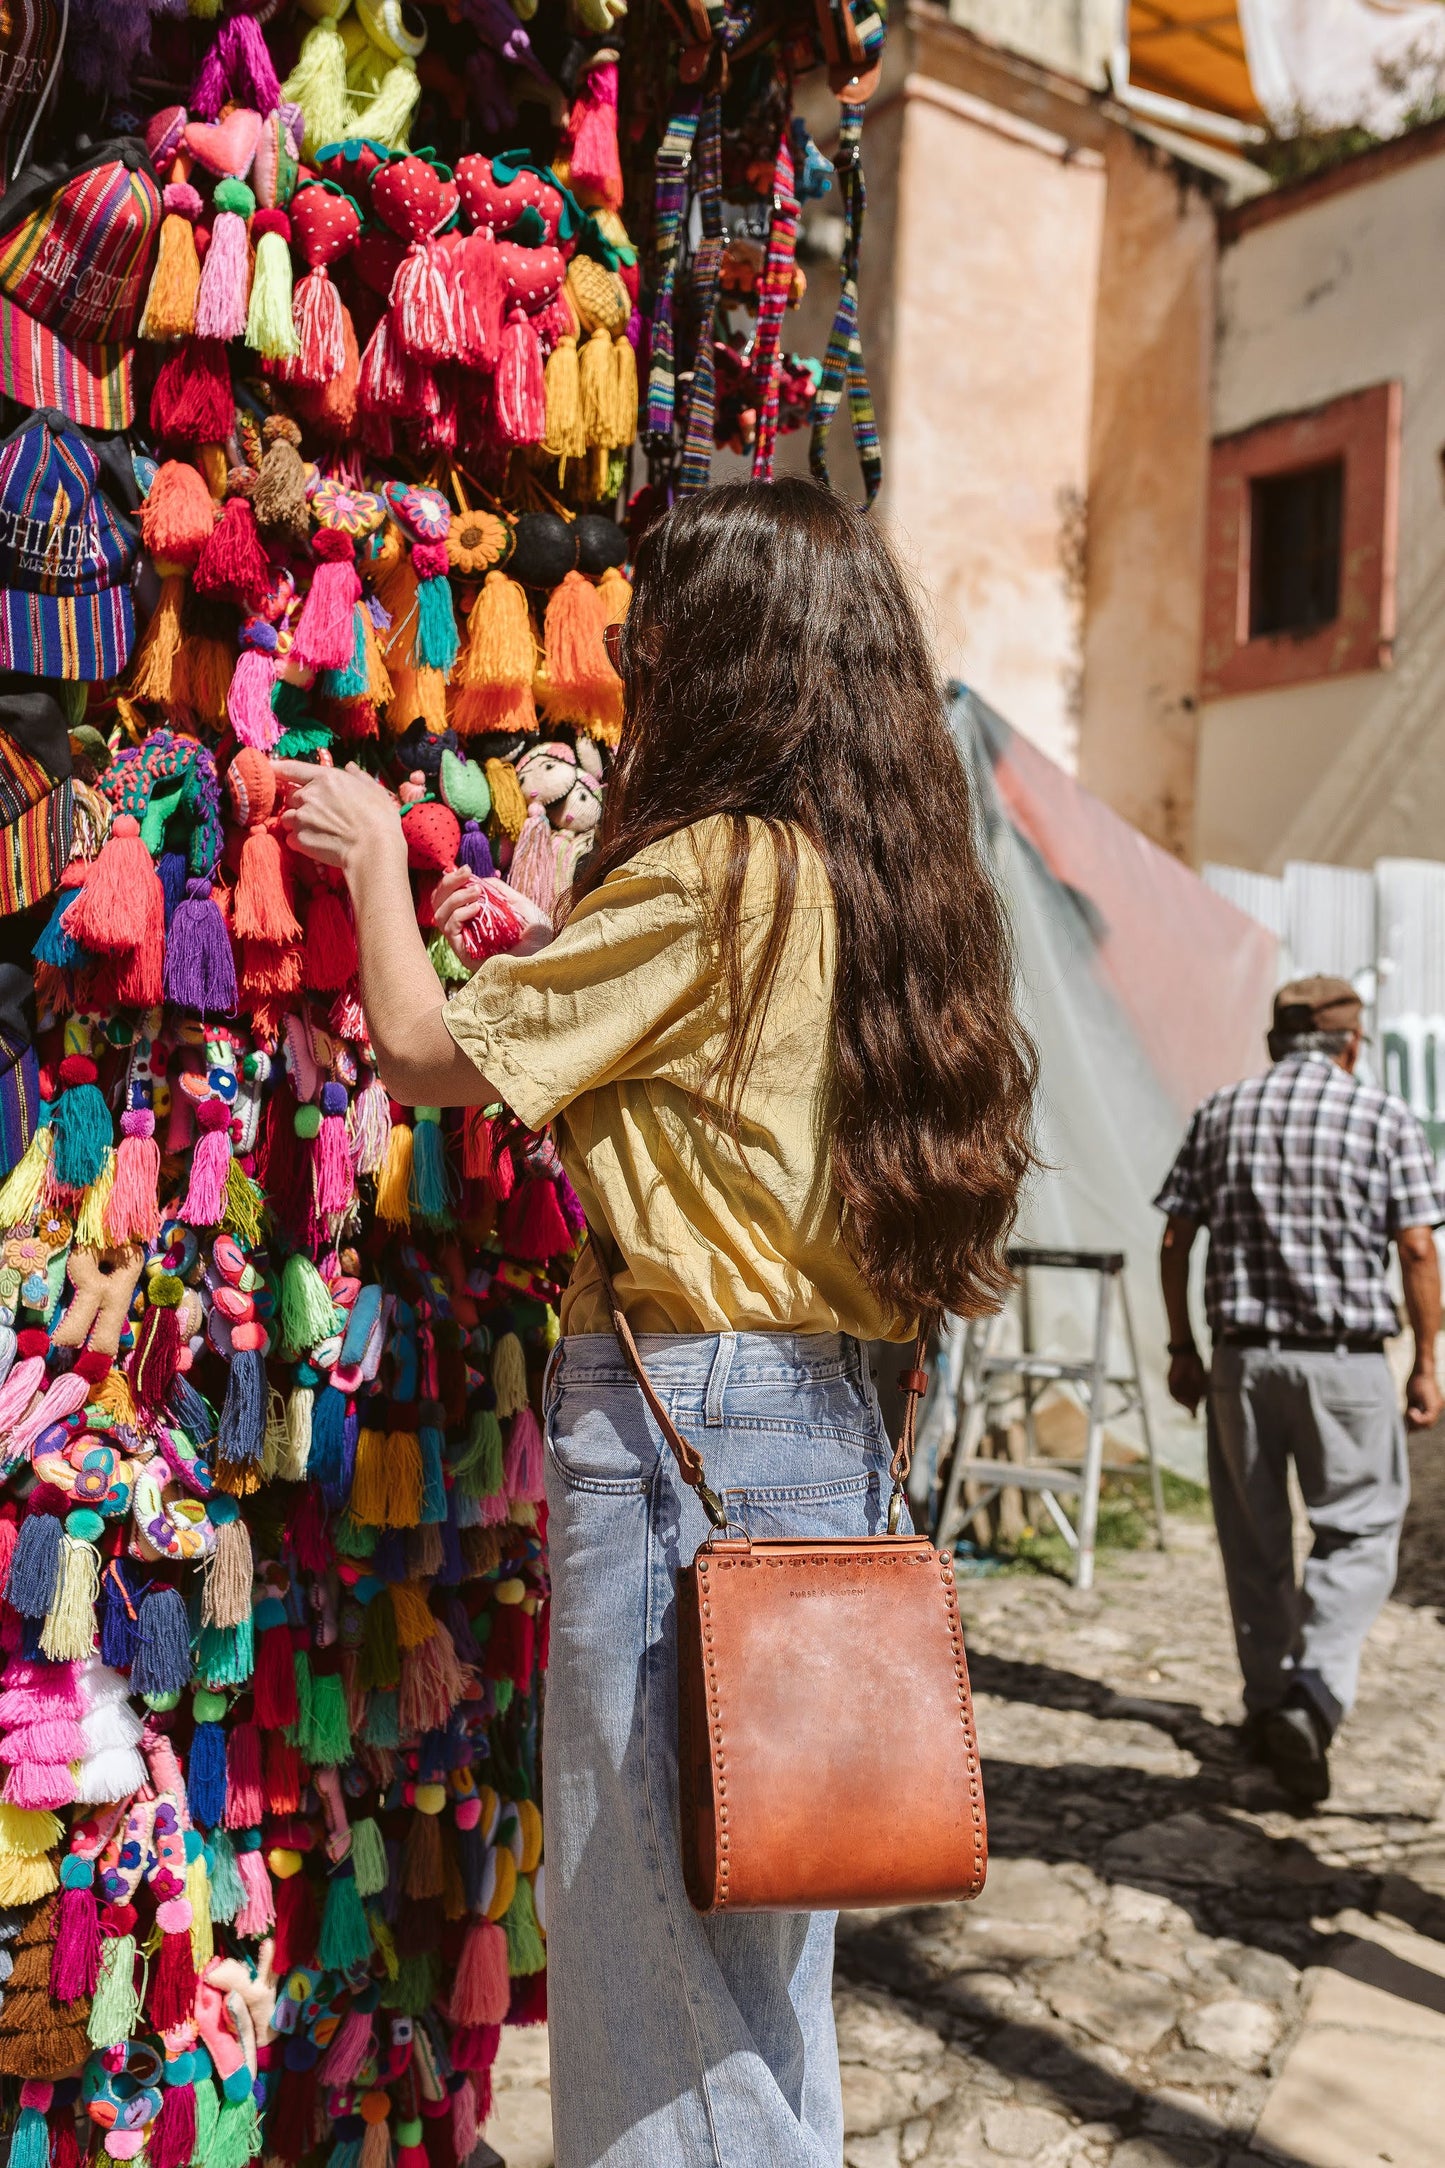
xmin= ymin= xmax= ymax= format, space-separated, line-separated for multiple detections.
xmin=431 ymin=864 xmax=487 ymax=963
xmin=273 ymin=760 xmax=405 ymax=881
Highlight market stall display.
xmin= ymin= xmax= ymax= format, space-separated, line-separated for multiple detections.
xmin=0 ymin=0 xmax=884 ymax=2154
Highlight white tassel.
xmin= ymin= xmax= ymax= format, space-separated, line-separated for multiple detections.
xmin=76 ymin=1745 xmax=148 ymax=1804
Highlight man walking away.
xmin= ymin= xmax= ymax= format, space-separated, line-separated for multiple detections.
xmin=1155 ymin=977 xmax=1442 ymax=1806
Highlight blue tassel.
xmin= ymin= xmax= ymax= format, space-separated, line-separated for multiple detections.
xmin=308 ymin=1385 xmax=348 ymax=1506
xmin=418 ymin=1427 xmax=446 ymax=1525
xmin=219 ymin=1347 xmax=266 ymax=1465
xmin=417 ymin=1726 xmax=449 ymax=1784
xmin=51 ymin=1081 xmax=112 ymax=1189
xmin=11 ymin=2106 xmax=48 ymax=2168
xmin=415 ymin=575 xmax=459 ymax=673
xmin=33 ymin=887 xmax=91 ymax=969
xmin=170 ymin=1373 xmax=218 ymax=1447
xmin=6 ymin=1511 xmax=63 ymax=1616
xmin=187 ymin=1719 xmax=228 ymax=1826
xmin=100 ymin=1557 xmax=143 ymax=1667
xmin=157 ymin=849 xmax=189 ymax=926
xmin=408 ymin=1115 xmax=453 ymax=1227
xmin=196 ymin=1615 xmax=254 ymax=1687
xmin=132 ymin=1586 xmax=192 ymax=1698
xmin=319 ymin=606 xmax=369 ymax=699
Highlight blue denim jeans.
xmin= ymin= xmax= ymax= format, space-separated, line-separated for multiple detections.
xmin=541 ymin=1330 xmax=897 ymax=2168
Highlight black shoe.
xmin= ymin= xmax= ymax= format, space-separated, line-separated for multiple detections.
xmin=1260 ymin=1696 xmax=1331 ymax=1806
xmin=1238 ymin=1712 xmax=1277 ymax=1765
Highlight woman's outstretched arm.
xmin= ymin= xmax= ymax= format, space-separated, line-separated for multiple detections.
xmin=274 ymin=760 xmax=497 ymax=1109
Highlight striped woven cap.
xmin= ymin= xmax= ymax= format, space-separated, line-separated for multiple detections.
xmin=0 ymin=412 xmax=138 ymax=680
xmin=0 ymin=141 xmax=160 ymax=428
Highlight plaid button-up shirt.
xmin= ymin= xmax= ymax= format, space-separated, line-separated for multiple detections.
xmin=1154 ymin=1052 xmax=1444 ymax=1339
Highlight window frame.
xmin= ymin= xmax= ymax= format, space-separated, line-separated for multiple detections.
xmin=1201 ymin=380 xmax=1401 ymax=699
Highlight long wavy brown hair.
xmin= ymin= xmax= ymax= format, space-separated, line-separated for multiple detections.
xmin=569 ymin=479 xmax=1037 ymax=1324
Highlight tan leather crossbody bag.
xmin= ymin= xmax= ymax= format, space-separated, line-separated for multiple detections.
xmin=591 ymin=1244 xmax=988 ymax=1915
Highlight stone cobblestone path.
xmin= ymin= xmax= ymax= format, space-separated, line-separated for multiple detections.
xmin=487 ymin=1432 xmax=1445 ymax=2167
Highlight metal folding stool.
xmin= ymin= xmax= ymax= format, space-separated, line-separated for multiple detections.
xmin=931 ymin=1246 xmax=1167 ymax=1591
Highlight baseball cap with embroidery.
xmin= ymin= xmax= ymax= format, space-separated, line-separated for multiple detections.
xmin=0 ymin=410 xmax=139 ymax=680
xmin=0 ymin=139 xmax=160 ymax=428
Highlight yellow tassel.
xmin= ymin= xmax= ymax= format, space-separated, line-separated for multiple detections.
xmin=454 ymin=573 xmax=537 ymax=737
xmin=0 ymin=1853 xmax=57 ymax=1904
xmin=349 ymin=1427 xmax=391 ymax=1525
xmin=384 ymin=1431 xmax=423 ymax=1529
xmin=613 ymin=332 xmax=638 ymax=449
xmin=598 ymin=563 xmax=631 ymax=627
xmin=75 ymin=1152 xmax=116 ymax=1249
xmin=579 ymin=327 xmax=616 ymax=450
xmin=483 ymin=759 xmax=529 ymax=842
xmin=375 ymin=1121 xmax=414 ymax=1228
xmin=280 ymin=1387 xmax=312 ymax=1482
xmin=374 ymin=543 xmax=420 ymax=669
xmin=363 ymin=608 xmax=394 ymax=706
xmin=129 ymin=572 xmax=186 ymax=705
xmin=89 ymin=1368 xmax=136 ymax=1426
xmin=416 ymin=665 xmax=449 ymax=733
xmin=186 ymin=1849 xmax=214 ymax=1969
xmin=196 ymin=443 xmax=229 ymax=499
xmin=0 ymin=1125 xmax=51 ymax=1232
xmin=390 ymin=1579 xmax=437 ymax=1648
xmin=40 ymin=1536 xmax=99 ymax=1661
xmin=0 ymin=1808 xmax=61 ymax=1856
xmin=139 ymin=212 xmax=201 ymax=343
xmin=491 ymin=1331 xmax=529 ymax=1419
xmin=543 ymin=333 xmax=586 ymax=463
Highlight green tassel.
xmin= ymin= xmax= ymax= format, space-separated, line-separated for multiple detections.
xmin=427 ymin=930 xmax=471 ymax=986
xmin=87 ymin=1931 xmax=139 ymax=2047
xmin=415 ymin=575 xmax=459 ymax=673
xmin=211 ymin=2095 xmax=262 ymax=2168
xmin=206 ymin=1828 xmax=245 ymax=1924
xmin=319 ymin=1866 xmax=373 ymax=1971
xmin=274 ymin=722 xmax=334 ymax=759
xmin=320 ymin=609 xmax=368 ymax=700
xmin=191 ymin=2075 xmax=220 ymax=2165
xmin=279 ymin=1253 xmax=337 ymax=1358
xmin=502 ymin=1874 xmax=546 ymax=1975
xmin=246 ymin=229 xmax=299 ymax=359
xmin=197 ymin=1612 xmax=254 ymax=1687
xmin=222 ymin=1158 xmax=266 ymax=1248
xmin=288 ymin=1648 xmax=313 ymax=1749
xmin=302 ymin=1670 xmax=352 ymax=1766
xmin=494 ymin=1677 xmax=514 ymax=1716
xmin=333 ymin=1511 xmax=378 ymax=1559
xmin=52 ymin=1081 xmax=112 ymax=1190
xmin=360 ymin=1588 xmax=400 ymax=1691
xmin=381 ymin=1949 xmax=440 ymax=2015
xmin=451 ymin=1408 xmax=504 ymax=1500
xmin=349 ymin=1816 xmax=388 ymax=1899
xmin=364 ymin=1688 xmax=400 ymax=1748
xmin=408 ymin=1111 xmax=453 ymax=1229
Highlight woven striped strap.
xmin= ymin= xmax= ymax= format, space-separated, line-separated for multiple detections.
xmin=644 ymin=100 xmax=702 ymax=453
xmin=678 ymin=92 xmax=725 ymax=496
xmin=750 ymin=118 xmax=799 ymax=485
xmin=809 ymin=106 xmax=881 ymax=509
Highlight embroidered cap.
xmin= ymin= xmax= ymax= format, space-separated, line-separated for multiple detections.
xmin=0 ymin=411 xmax=139 ymax=680
xmin=0 ymin=140 xmax=160 ymax=427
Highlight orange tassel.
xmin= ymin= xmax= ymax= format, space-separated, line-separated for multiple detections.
xmin=541 ymin=571 xmax=622 ymax=744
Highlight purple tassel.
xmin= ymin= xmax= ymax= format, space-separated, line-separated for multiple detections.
xmin=164 ymin=878 xmax=237 ymax=1016
xmin=458 ymin=821 xmax=495 ymax=879
xmin=157 ymin=850 xmax=188 ymax=927
xmin=556 ymin=1169 xmax=586 ymax=1242
xmin=190 ymin=13 xmax=282 ymax=120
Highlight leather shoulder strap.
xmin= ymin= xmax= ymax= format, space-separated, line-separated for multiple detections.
xmin=585 ymin=1224 xmax=927 ymax=1532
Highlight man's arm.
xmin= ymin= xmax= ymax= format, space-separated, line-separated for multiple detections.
xmin=1396 ymin=1224 xmax=1442 ymax=1431
xmin=1160 ymin=1213 xmax=1207 ymax=1414
xmin=275 ymin=761 xmax=497 ymax=1108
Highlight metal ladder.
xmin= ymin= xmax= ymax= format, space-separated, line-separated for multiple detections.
xmin=931 ymin=1246 xmax=1167 ymax=1591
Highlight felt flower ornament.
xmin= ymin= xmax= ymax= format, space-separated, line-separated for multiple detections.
xmin=447 ymin=509 xmax=511 ymax=577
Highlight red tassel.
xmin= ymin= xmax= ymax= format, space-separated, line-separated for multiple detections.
xmin=150 ymin=336 xmax=235 ymax=446
xmin=253 ymin=1622 xmax=298 ymax=1726
xmin=358 ymin=314 xmax=438 ymax=418
xmin=149 ymin=1923 xmax=198 ymax=2030
xmin=50 ymin=2110 xmax=82 ymax=2168
xmin=62 ymin=815 xmax=165 ymax=954
xmin=51 ymin=1881 xmax=100 ymax=2000
xmin=454 ymin=233 xmax=502 ymax=370
xmin=264 ymin=1732 xmax=302 ymax=1814
xmin=484 ymin=1601 xmax=535 ymax=1688
xmin=234 ymin=822 xmax=302 ymax=944
xmin=268 ymin=2063 xmax=319 ymax=2166
xmin=391 ymin=239 xmax=455 ymax=364
xmin=501 ymin=1176 xmax=574 ymax=1262
xmin=495 ymin=307 xmax=545 ymax=446
xmin=271 ymin=1868 xmax=317 ymax=1976
xmin=303 ymin=888 xmax=357 ymax=990
xmin=450 ymin=1918 xmax=510 ymax=2025
xmin=289 ymin=266 xmax=348 ymax=385
xmin=193 ymin=497 xmax=273 ymax=611
xmin=225 ymin=1720 xmax=264 ymax=1826
xmin=130 ymin=1301 xmax=181 ymax=1411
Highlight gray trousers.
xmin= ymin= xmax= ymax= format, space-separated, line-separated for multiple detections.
xmin=1207 ymin=1343 xmax=1409 ymax=1733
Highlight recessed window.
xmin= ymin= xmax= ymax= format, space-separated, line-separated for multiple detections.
xmin=1248 ymin=459 xmax=1344 ymax=639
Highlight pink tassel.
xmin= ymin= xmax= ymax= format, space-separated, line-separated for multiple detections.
xmin=495 ymin=306 xmax=545 ymax=446
xmin=451 ymin=2079 xmax=478 ymax=2164
xmin=454 ymin=233 xmax=502 ymax=370
xmin=312 ymin=1106 xmax=354 ymax=1217
xmin=149 ymin=2083 xmax=196 ymax=2168
xmin=568 ymin=62 xmax=623 ymax=209
xmin=322 ymin=2004 xmax=373 ymax=2085
xmin=180 ymin=1125 xmax=231 ymax=1229
xmin=51 ymin=1882 xmax=101 ymax=2000
xmin=293 ymin=556 xmax=361 ymax=671
xmin=105 ymin=1110 xmax=161 ymax=1244
xmin=450 ymin=1919 xmax=510 ymax=2025
xmin=6 ymin=1371 xmax=89 ymax=1463
xmin=504 ymin=1406 xmax=545 ymax=1501
xmin=391 ymin=240 xmax=455 ymax=365
xmin=234 ymin=1846 xmax=275 ymax=1937
xmin=227 ymin=645 xmax=280 ymax=749
xmin=195 ymin=212 xmax=251 ymax=341
xmin=4 ymin=1717 xmax=86 ymax=1762
xmin=0 ymin=1358 xmax=45 ymax=1436
xmin=2 ymin=1759 xmax=74 ymax=1809
xmin=0 ymin=1657 xmax=81 ymax=1719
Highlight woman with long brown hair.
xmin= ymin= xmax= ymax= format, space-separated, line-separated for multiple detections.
xmin=278 ymin=478 xmax=1036 ymax=2167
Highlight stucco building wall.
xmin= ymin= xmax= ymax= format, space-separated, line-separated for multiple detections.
xmin=1197 ymin=133 xmax=1445 ymax=871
